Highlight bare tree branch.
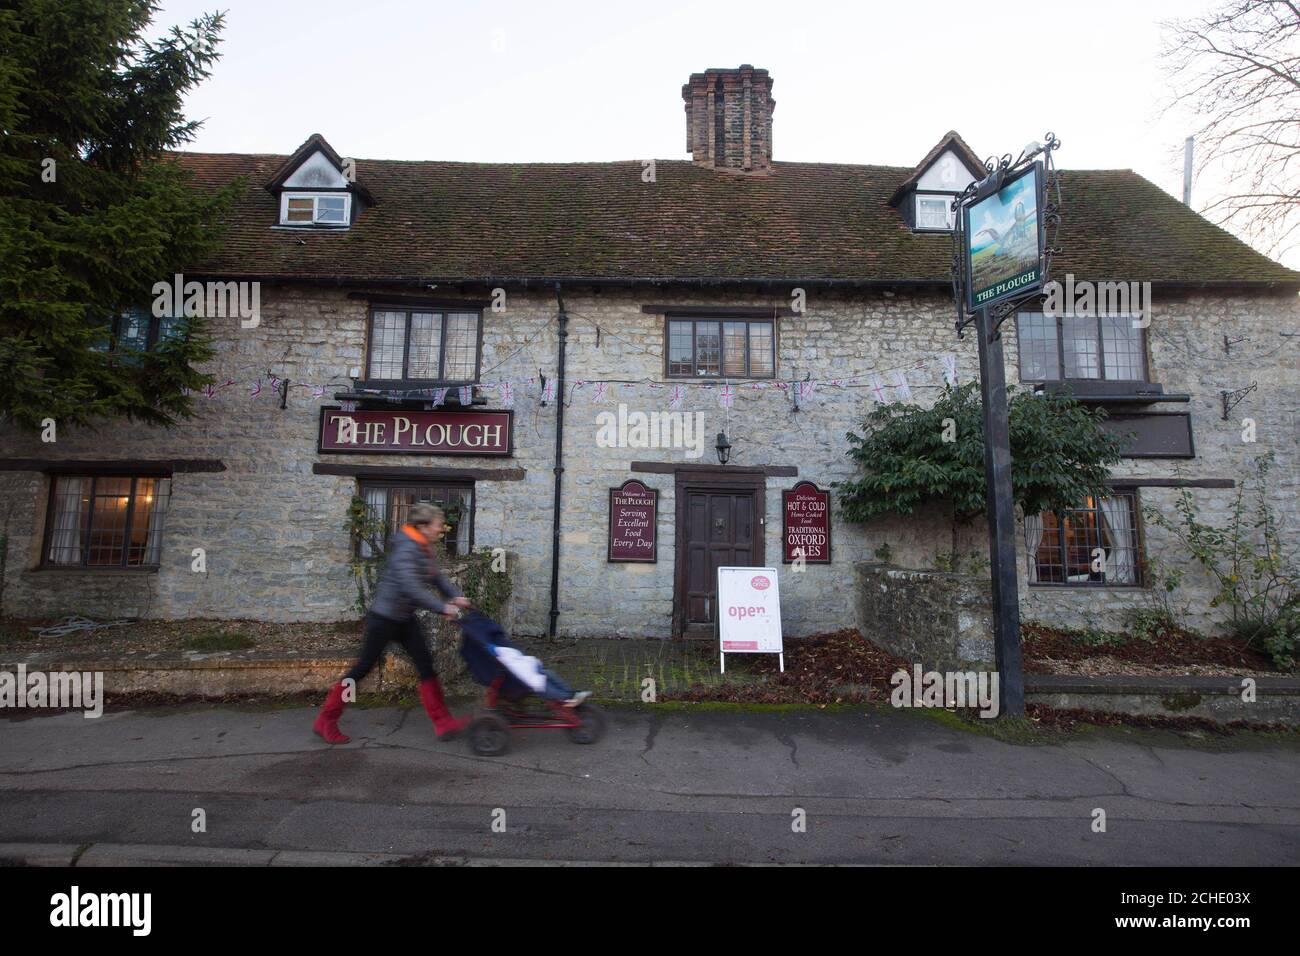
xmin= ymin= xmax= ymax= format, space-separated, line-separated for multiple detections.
xmin=1163 ymin=0 xmax=1300 ymax=256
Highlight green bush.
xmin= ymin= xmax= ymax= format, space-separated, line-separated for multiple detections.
xmin=835 ymin=382 xmax=1123 ymax=553
xmin=1260 ymin=603 xmax=1300 ymax=671
xmin=1145 ymin=453 xmax=1298 ymax=669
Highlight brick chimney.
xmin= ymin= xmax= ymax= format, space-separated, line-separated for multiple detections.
xmin=682 ymin=65 xmax=775 ymax=173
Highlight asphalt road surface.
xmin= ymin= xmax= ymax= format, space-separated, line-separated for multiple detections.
xmin=1 ymin=703 xmax=1297 ymax=865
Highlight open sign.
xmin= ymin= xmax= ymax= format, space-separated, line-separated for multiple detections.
xmin=717 ymin=566 xmax=784 ymax=673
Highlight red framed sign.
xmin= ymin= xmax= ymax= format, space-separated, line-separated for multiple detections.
xmin=317 ymin=407 xmax=513 ymax=456
xmin=608 ymin=479 xmax=658 ymax=563
xmin=782 ymin=481 xmax=831 ymax=563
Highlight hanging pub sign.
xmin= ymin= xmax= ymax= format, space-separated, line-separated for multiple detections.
xmin=964 ymin=161 xmax=1045 ymax=312
xmin=782 ymin=481 xmax=831 ymax=563
xmin=608 ymin=479 xmax=658 ymax=563
xmin=318 ymin=407 xmax=513 ymax=456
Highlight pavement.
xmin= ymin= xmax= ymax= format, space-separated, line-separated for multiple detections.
xmin=1 ymin=701 xmax=1298 ymax=865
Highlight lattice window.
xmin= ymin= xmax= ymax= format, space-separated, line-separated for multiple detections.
xmin=366 ymin=309 xmax=481 ymax=383
xmin=1017 ymin=313 xmax=1148 ymax=383
xmin=1026 ymin=492 xmax=1142 ymax=587
xmin=666 ymin=317 xmax=776 ymax=379
xmin=357 ymin=483 xmax=474 ymax=558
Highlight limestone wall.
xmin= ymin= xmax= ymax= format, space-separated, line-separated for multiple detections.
xmin=2 ymin=284 xmax=1296 ymax=641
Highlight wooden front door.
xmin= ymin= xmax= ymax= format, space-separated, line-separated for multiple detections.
xmin=675 ymin=484 xmax=763 ymax=637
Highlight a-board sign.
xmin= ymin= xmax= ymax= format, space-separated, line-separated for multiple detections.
xmin=716 ymin=566 xmax=784 ymax=672
xmin=782 ymin=481 xmax=831 ymax=563
xmin=608 ymin=479 xmax=658 ymax=562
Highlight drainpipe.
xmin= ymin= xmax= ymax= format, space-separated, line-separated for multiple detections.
xmin=547 ymin=283 xmax=569 ymax=638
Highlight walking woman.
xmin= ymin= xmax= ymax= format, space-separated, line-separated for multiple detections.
xmin=314 ymin=503 xmax=471 ymax=744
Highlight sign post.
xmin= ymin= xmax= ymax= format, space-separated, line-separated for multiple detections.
xmin=716 ymin=567 xmax=783 ymax=673
xmin=952 ymin=134 xmax=1060 ymax=719
xmin=974 ymin=306 xmax=1025 ymax=716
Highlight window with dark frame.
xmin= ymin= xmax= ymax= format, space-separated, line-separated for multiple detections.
xmin=366 ymin=308 xmax=481 ymax=384
xmin=1016 ymin=312 xmax=1147 ymax=383
xmin=666 ymin=317 xmax=775 ymax=378
xmin=1025 ymin=491 xmax=1143 ymax=587
xmin=357 ymin=482 xmax=474 ymax=558
xmin=90 ymin=306 xmax=187 ymax=355
xmin=42 ymin=475 xmax=172 ymax=568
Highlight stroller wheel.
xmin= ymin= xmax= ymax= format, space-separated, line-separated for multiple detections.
xmin=468 ymin=713 xmax=511 ymax=756
xmin=566 ymin=703 xmax=606 ymax=745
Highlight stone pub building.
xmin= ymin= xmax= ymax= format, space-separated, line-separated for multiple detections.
xmin=2 ymin=66 xmax=1297 ymax=651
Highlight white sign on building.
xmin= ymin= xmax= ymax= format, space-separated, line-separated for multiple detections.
xmin=716 ymin=566 xmax=784 ymax=672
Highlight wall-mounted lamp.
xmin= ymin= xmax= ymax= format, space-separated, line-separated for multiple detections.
xmin=715 ymin=431 xmax=732 ymax=465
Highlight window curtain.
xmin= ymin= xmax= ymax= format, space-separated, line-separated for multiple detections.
xmin=1024 ymin=513 xmax=1045 ymax=583
xmin=47 ymin=477 xmax=85 ymax=565
xmin=359 ymin=486 xmax=388 ymax=558
xmin=450 ymin=489 xmax=472 ymax=554
xmin=144 ymin=479 xmax=171 ymax=565
xmin=1097 ymin=497 xmax=1136 ymax=584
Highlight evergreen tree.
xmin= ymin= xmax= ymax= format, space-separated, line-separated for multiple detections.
xmin=0 ymin=0 xmax=238 ymax=430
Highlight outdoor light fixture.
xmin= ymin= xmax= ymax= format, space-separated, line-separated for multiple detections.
xmin=715 ymin=431 xmax=732 ymax=465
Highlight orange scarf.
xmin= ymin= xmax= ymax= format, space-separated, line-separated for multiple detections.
xmin=401 ymin=524 xmax=429 ymax=548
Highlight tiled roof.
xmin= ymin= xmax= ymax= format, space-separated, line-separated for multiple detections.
xmin=173 ymin=150 xmax=1300 ymax=288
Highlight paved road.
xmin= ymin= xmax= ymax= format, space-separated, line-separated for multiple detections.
xmin=1 ymin=703 xmax=1297 ymax=865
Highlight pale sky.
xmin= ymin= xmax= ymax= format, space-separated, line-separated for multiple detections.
xmin=152 ymin=0 xmax=1289 ymax=266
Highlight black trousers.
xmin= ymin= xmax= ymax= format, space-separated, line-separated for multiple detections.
xmin=344 ymin=612 xmax=437 ymax=684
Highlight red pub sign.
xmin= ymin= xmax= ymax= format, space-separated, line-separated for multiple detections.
xmin=782 ymin=480 xmax=831 ymax=563
xmin=318 ymin=407 xmax=513 ymax=456
xmin=608 ymin=479 xmax=658 ymax=563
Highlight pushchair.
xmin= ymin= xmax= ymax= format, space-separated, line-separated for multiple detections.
xmin=457 ymin=609 xmax=606 ymax=756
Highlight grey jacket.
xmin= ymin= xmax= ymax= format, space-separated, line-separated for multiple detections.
xmin=370 ymin=529 xmax=462 ymax=622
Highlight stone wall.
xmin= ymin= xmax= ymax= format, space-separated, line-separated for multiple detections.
xmin=853 ymin=562 xmax=994 ymax=669
xmin=2 ymin=284 xmax=1296 ymax=641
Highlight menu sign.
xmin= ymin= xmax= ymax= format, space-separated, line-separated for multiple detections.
xmin=782 ymin=481 xmax=831 ymax=563
xmin=608 ymin=479 xmax=658 ymax=563
xmin=318 ymin=407 xmax=513 ymax=456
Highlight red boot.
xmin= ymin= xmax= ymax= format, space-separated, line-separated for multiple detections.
xmin=313 ymin=682 xmax=351 ymax=744
xmin=419 ymin=677 xmax=470 ymax=740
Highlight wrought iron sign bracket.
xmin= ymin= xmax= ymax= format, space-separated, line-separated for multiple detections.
xmin=1220 ymin=382 xmax=1257 ymax=420
xmin=952 ymin=132 xmax=1061 ymax=340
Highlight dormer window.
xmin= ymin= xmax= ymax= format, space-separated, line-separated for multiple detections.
xmin=915 ymin=194 xmax=954 ymax=231
xmin=889 ymin=132 xmax=985 ymax=235
xmin=281 ymin=192 xmax=350 ymax=226
xmin=266 ymin=133 xmax=373 ymax=230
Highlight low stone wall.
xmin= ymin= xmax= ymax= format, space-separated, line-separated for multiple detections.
xmin=1025 ymin=675 xmax=1300 ymax=726
xmin=853 ymin=562 xmax=994 ymax=670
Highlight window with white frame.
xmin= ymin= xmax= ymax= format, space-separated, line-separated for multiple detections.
xmin=279 ymin=192 xmax=350 ymax=226
xmin=915 ymin=194 xmax=954 ymax=230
